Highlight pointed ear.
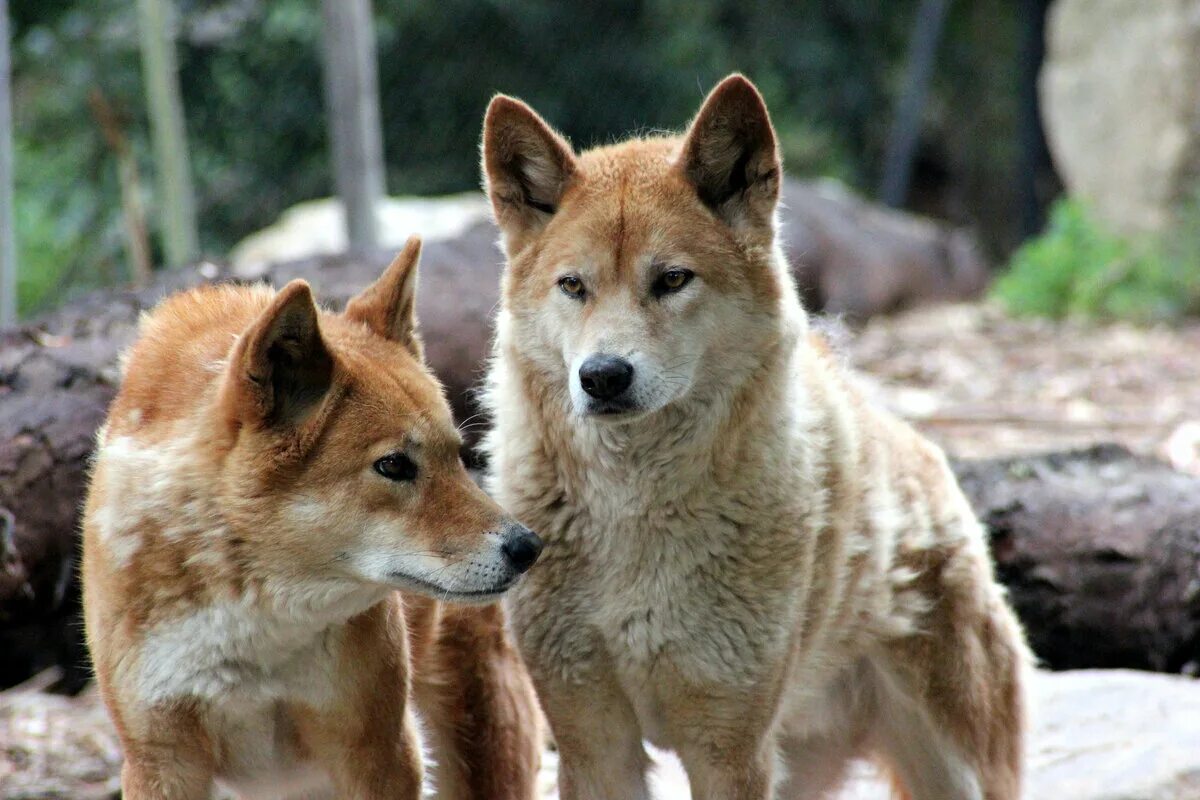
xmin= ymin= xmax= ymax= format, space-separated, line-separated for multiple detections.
xmin=482 ymin=95 xmax=578 ymax=253
xmin=344 ymin=235 xmax=424 ymax=359
xmin=227 ymin=281 xmax=333 ymax=427
xmin=678 ymin=74 xmax=781 ymax=234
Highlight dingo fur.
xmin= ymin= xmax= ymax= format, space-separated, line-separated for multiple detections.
xmin=82 ymin=238 xmax=543 ymax=800
xmin=481 ymin=75 xmax=1030 ymax=800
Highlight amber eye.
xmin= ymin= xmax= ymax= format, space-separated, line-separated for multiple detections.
xmin=374 ymin=453 xmax=418 ymax=482
xmin=653 ymin=268 xmax=694 ymax=297
xmin=558 ymin=275 xmax=586 ymax=299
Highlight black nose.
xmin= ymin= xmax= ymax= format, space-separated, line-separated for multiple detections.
xmin=579 ymin=354 xmax=634 ymax=400
xmin=501 ymin=524 xmax=543 ymax=574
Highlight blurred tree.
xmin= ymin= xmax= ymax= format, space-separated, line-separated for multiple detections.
xmin=88 ymin=88 xmax=153 ymax=286
xmin=320 ymin=0 xmax=385 ymax=251
xmin=10 ymin=0 xmax=1052 ymax=313
xmin=137 ymin=0 xmax=197 ymax=267
xmin=1015 ymin=0 xmax=1055 ymax=238
xmin=0 ymin=0 xmax=14 ymax=325
xmin=879 ymin=0 xmax=951 ymax=207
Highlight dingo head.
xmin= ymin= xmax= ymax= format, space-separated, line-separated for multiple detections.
xmin=482 ymin=75 xmax=789 ymax=422
xmin=217 ymin=238 xmax=542 ymax=602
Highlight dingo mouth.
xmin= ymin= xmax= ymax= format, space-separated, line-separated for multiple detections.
xmin=582 ymin=399 xmax=650 ymax=421
xmin=385 ymin=571 xmax=517 ymax=603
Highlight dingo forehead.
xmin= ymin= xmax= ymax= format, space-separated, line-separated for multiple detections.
xmin=506 ymin=138 xmax=771 ymax=302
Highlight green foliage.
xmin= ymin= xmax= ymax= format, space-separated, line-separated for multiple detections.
xmin=11 ymin=0 xmax=1026 ymax=317
xmin=993 ymin=199 xmax=1200 ymax=323
xmin=11 ymin=0 xmax=150 ymax=313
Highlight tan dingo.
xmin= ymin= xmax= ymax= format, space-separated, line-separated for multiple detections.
xmin=481 ymin=76 xmax=1029 ymax=800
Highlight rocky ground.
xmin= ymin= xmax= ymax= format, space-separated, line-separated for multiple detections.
xmin=546 ymin=671 xmax=1200 ymax=800
xmin=3 ymin=669 xmax=1198 ymax=799
xmin=843 ymin=302 xmax=1200 ymax=469
xmin=3 ymin=301 xmax=1199 ymax=799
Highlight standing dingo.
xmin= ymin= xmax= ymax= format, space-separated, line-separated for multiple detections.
xmin=481 ymin=76 xmax=1029 ymax=800
xmin=83 ymin=239 xmax=543 ymax=799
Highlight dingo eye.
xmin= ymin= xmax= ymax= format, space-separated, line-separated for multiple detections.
xmin=653 ymin=268 xmax=694 ymax=297
xmin=374 ymin=453 xmax=418 ymax=482
xmin=558 ymin=275 xmax=586 ymax=299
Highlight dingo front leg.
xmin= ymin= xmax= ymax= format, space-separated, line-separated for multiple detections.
xmin=118 ymin=717 xmax=215 ymax=800
xmin=676 ymin=735 xmax=777 ymax=800
xmin=538 ymin=672 xmax=651 ymax=800
xmin=667 ymin=688 xmax=782 ymax=800
xmin=412 ymin=602 xmax=543 ymax=800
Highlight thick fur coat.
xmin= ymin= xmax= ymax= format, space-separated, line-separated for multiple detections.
xmin=83 ymin=240 xmax=542 ymax=800
xmin=481 ymin=75 xmax=1030 ymax=800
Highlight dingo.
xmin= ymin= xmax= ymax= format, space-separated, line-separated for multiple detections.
xmin=481 ymin=76 xmax=1029 ymax=800
xmin=83 ymin=238 xmax=543 ymax=799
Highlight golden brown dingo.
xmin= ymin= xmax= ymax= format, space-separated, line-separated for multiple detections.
xmin=83 ymin=238 xmax=543 ymax=799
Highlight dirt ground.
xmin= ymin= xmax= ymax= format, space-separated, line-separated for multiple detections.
xmin=837 ymin=302 xmax=1200 ymax=470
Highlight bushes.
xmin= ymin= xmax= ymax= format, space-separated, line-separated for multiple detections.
xmin=993 ymin=199 xmax=1200 ymax=323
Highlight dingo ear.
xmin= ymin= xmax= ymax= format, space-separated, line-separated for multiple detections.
xmin=227 ymin=280 xmax=333 ymax=427
xmin=482 ymin=95 xmax=577 ymax=254
xmin=344 ymin=235 xmax=423 ymax=359
xmin=679 ymin=74 xmax=781 ymax=235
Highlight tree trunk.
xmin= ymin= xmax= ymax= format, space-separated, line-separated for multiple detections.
xmin=320 ymin=0 xmax=386 ymax=252
xmin=0 ymin=0 xmax=16 ymax=326
xmin=1015 ymin=0 xmax=1056 ymax=239
xmin=6 ymin=299 xmax=1198 ymax=687
xmin=137 ymin=0 xmax=198 ymax=267
xmin=88 ymin=89 xmax=154 ymax=287
xmin=878 ymin=0 xmax=952 ymax=208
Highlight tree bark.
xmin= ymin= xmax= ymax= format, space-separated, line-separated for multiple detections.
xmin=0 ymin=183 xmax=1002 ymax=689
xmin=1015 ymin=0 xmax=1056 ymax=239
xmin=7 ymin=303 xmax=1198 ymax=685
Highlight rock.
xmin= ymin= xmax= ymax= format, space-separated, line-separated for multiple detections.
xmin=782 ymin=179 xmax=989 ymax=319
xmin=1024 ymin=669 xmax=1200 ymax=800
xmin=0 ymin=679 xmax=121 ymax=799
xmin=1040 ymin=0 xmax=1200 ymax=234
xmin=228 ymin=193 xmax=492 ymax=279
xmin=1166 ymin=420 xmax=1200 ymax=476
xmin=4 ymin=670 xmax=1196 ymax=799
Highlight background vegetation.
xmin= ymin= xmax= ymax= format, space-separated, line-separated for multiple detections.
xmin=11 ymin=0 xmax=1033 ymax=315
xmin=994 ymin=199 xmax=1200 ymax=323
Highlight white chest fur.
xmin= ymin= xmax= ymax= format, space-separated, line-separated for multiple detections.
xmin=129 ymin=584 xmax=383 ymax=708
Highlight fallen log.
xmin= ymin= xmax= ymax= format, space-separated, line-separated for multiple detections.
xmin=953 ymin=444 xmax=1200 ymax=674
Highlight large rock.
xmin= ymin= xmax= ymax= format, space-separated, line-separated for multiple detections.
xmin=228 ymin=193 xmax=493 ymax=278
xmin=1041 ymin=0 xmax=1200 ymax=234
xmin=3 ymin=670 xmax=1196 ymax=799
